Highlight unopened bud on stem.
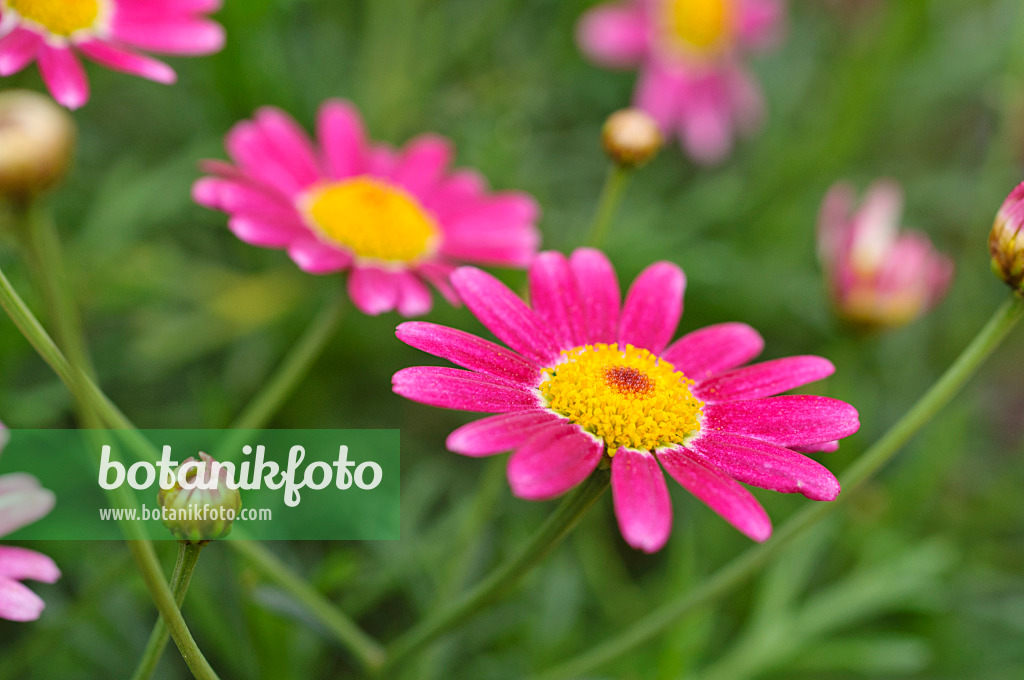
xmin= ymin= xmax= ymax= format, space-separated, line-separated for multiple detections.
xmin=991 ymin=182 xmax=1024 ymax=294
xmin=602 ymin=108 xmax=662 ymax=168
xmin=0 ymin=91 xmax=75 ymax=200
xmin=158 ymin=453 xmax=242 ymax=544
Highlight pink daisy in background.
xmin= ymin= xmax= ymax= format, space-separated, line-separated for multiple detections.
xmin=0 ymin=424 xmax=61 ymax=622
xmin=393 ymin=249 xmax=859 ymax=552
xmin=818 ymin=180 xmax=954 ymax=330
xmin=0 ymin=0 xmax=225 ymax=109
xmin=194 ymin=100 xmax=541 ymax=317
xmin=577 ymin=0 xmax=784 ymax=164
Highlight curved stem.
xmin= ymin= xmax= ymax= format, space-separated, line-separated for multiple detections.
xmin=586 ymin=165 xmax=631 ymax=248
xmin=533 ymin=295 xmax=1024 ymax=680
xmin=381 ymin=469 xmax=611 ymax=676
xmin=230 ymin=295 xmax=346 ymax=431
xmin=131 ymin=543 xmax=204 ymax=680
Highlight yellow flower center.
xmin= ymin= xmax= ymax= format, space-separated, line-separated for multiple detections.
xmin=665 ymin=0 xmax=734 ymax=53
xmin=7 ymin=0 xmax=100 ymax=36
xmin=539 ymin=343 xmax=703 ymax=453
xmin=302 ymin=177 xmax=440 ymax=265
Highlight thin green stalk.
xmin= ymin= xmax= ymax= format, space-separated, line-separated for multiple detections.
xmin=131 ymin=544 xmax=205 ymax=680
xmin=230 ymin=537 xmax=387 ymax=672
xmin=229 ymin=295 xmax=346 ymax=432
xmin=380 ymin=469 xmax=612 ymax=676
xmin=0 ymin=265 xmax=380 ymax=668
xmin=587 ymin=165 xmax=631 ymax=248
xmin=533 ymin=295 xmax=1024 ymax=680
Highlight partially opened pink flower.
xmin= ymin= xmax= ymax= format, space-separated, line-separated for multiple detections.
xmin=818 ymin=180 xmax=954 ymax=329
xmin=0 ymin=424 xmax=60 ymax=622
xmin=393 ymin=249 xmax=859 ymax=552
xmin=0 ymin=0 xmax=225 ymax=109
xmin=577 ymin=0 xmax=784 ymax=164
xmin=194 ymin=100 xmax=541 ymax=317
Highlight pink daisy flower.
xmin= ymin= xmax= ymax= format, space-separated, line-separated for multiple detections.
xmin=0 ymin=424 xmax=61 ymax=622
xmin=0 ymin=0 xmax=225 ymax=109
xmin=818 ymin=180 xmax=954 ymax=330
xmin=194 ymin=100 xmax=541 ymax=317
xmin=577 ymin=0 xmax=784 ymax=164
xmin=393 ymin=249 xmax=859 ymax=552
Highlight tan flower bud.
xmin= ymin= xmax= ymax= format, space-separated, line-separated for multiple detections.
xmin=158 ymin=453 xmax=242 ymax=544
xmin=601 ymin=108 xmax=662 ymax=168
xmin=991 ymin=182 xmax=1024 ymax=294
xmin=0 ymin=90 xmax=75 ymax=200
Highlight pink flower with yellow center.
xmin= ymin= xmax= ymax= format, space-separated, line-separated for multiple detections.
xmin=577 ymin=0 xmax=784 ymax=164
xmin=818 ymin=180 xmax=954 ymax=330
xmin=195 ymin=101 xmax=541 ymax=317
xmin=0 ymin=0 xmax=224 ymax=109
xmin=0 ymin=423 xmax=61 ymax=622
xmin=393 ymin=249 xmax=859 ymax=552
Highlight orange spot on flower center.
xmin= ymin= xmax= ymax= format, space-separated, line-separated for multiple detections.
xmin=665 ymin=0 xmax=734 ymax=53
xmin=302 ymin=177 xmax=440 ymax=264
xmin=7 ymin=0 xmax=101 ymax=36
xmin=604 ymin=365 xmax=655 ymax=396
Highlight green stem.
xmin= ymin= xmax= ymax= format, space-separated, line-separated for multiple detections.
xmin=131 ymin=543 xmax=205 ymax=680
xmin=229 ymin=295 xmax=346 ymax=432
xmin=381 ymin=469 xmax=611 ymax=676
xmin=586 ymin=165 xmax=631 ymax=248
xmin=230 ymin=538 xmax=387 ymax=672
xmin=533 ymin=295 xmax=1024 ymax=680
xmin=0 ymin=264 xmax=381 ymax=668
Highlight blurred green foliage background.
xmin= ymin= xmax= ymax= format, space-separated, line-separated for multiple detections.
xmin=2 ymin=0 xmax=1024 ymax=678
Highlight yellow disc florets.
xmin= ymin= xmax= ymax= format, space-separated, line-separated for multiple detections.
xmin=301 ymin=177 xmax=441 ymax=265
xmin=7 ymin=0 xmax=102 ymax=36
xmin=664 ymin=0 xmax=734 ymax=54
xmin=539 ymin=343 xmax=703 ymax=453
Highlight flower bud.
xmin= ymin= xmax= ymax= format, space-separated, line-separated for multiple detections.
xmin=158 ymin=453 xmax=241 ymax=544
xmin=0 ymin=91 xmax=75 ymax=200
xmin=990 ymin=182 xmax=1024 ymax=294
xmin=601 ymin=108 xmax=662 ymax=168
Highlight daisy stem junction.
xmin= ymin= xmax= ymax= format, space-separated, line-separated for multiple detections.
xmin=379 ymin=468 xmax=612 ymax=676
xmin=130 ymin=543 xmax=205 ymax=680
xmin=587 ymin=165 xmax=631 ymax=248
xmin=533 ymin=294 xmax=1024 ymax=680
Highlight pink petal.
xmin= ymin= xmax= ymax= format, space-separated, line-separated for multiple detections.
xmin=226 ymin=121 xmax=309 ymax=198
xmin=395 ymin=321 xmax=541 ymax=385
xmin=38 ymin=45 xmax=89 ymax=109
xmin=702 ymin=395 xmax=861 ymax=448
xmin=450 ymin=267 xmax=562 ymax=365
xmin=391 ymin=134 xmax=453 ymax=200
xmin=395 ymin=272 xmax=434 ymax=317
xmin=317 ymin=99 xmax=367 ymax=180
xmin=287 ymin=237 xmax=352 ymax=274
xmin=228 ymin=215 xmax=306 ymax=248
xmin=0 ymin=577 xmax=46 ymax=622
xmin=817 ymin=182 xmax=856 ymax=263
xmin=418 ymin=262 xmax=459 ymax=307
xmin=0 ymin=27 xmax=42 ymax=77
xmin=424 ymin=169 xmax=487 ymax=215
xmin=687 ymin=433 xmax=840 ymax=501
xmin=570 ymin=248 xmax=620 ymax=344
xmin=192 ymin=177 xmax=297 ymax=222
xmin=693 ymin=356 xmax=835 ymax=403
xmin=77 ymin=40 xmax=176 ymax=84
xmin=576 ymin=2 xmax=650 ymax=68
xmin=0 ymin=479 xmax=55 ymax=538
xmin=662 ymin=322 xmax=764 ymax=380
xmin=529 ymin=251 xmax=587 ymax=350
xmin=112 ymin=17 xmax=225 ymax=54
xmin=440 ymin=194 xmax=541 ymax=267
xmin=446 ymin=410 xmax=565 ymax=457
xmin=618 ymin=261 xmax=685 ymax=354
xmin=507 ymin=423 xmax=603 ymax=500
xmin=738 ymin=0 xmax=785 ymax=50
xmin=611 ymin=448 xmax=672 ymax=553
xmin=348 ymin=267 xmax=400 ymax=315
xmin=253 ymin=107 xmax=322 ymax=188
xmin=792 ymin=441 xmax=840 ymax=454
xmin=635 ymin=61 xmax=685 ymax=133
xmin=393 ymin=366 xmax=539 ymax=413
xmin=0 ymin=547 xmax=60 ymax=583
xmin=680 ymin=75 xmax=734 ymax=165
xmin=658 ymin=447 xmax=771 ymax=541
